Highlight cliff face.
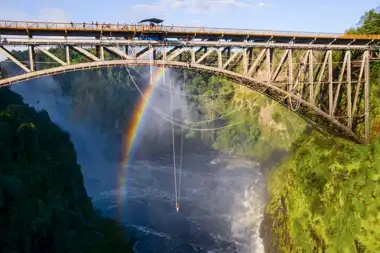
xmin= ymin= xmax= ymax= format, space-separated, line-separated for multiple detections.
xmin=0 ymin=88 xmax=133 ymax=253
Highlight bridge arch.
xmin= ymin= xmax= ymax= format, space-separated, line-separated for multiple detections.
xmin=0 ymin=59 xmax=361 ymax=143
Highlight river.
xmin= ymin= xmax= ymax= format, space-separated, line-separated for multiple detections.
xmin=10 ymin=71 xmax=267 ymax=253
xmin=92 ymin=152 xmax=266 ymax=253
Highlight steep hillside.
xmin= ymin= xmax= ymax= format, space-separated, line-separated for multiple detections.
xmin=0 ymin=87 xmax=133 ymax=252
xmin=262 ymin=7 xmax=380 ymax=253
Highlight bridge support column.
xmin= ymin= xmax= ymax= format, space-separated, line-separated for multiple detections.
xmin=95 ymin=36 xmax=104 ymax=60
xmin=226 ymin=47 xmax=231 ymax=59
xmin=96 ymin=45 xmax=104 ymax=60
xmin=243 ymin=49 xmax=248 ymax=74
xmin=266 ymin=48 xmax=272 ymax=84
xmin=218 ymin=48 xmax=223 ymax=68
xmin=191 ymin=48 xmax=195 ymax=63
xmin=288 ymin=49 xmax=293 ymax=106
xmin=328 ymin=50 xmax=333 ymax=116
xmin=347 ymin=50 xmax=352 ymax=128
xmin=248 ymin=48 xmax=253 ymax=68
xmin=130 ymin=46 xmax=136 ymax=58
xmin=28 ymin=45 xmax=35 ymax=71
xmin=65 ymin=45 xmax=70 ymax=64
xmin=364 ymin=50 xmax=370 ymax=143
xmin=309 ymin=50 xmax=314 ymax=105
xmin=153 ymin=48 xmax=157 ymax=61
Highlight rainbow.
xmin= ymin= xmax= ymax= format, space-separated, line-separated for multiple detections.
xmin=118 ymin=67 xmax=168 ymax=219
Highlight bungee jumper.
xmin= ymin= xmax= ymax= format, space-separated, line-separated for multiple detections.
xmin=165 ymin=64 xmax=186 ymax=213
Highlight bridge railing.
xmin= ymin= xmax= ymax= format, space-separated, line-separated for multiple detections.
xmin=1 ymin=20 xmax=380 ymax=40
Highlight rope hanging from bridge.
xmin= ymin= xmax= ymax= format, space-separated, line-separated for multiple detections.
xmin=168 ymin=70 xmax=181 ymax=212
xmin=177 ymin=71 xmax=186 ymax=211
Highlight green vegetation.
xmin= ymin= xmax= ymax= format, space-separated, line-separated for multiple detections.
xmin=181 ymin=70 xmax=306 ymax=160
xmin=262 ymin=8 xmax=380 ymax=253
xmin=2 ymin=8 xmax=380 ymax=252
xmin=0 ymin=88 xmax=133 ymax=252
xmin=266 ymin=132 xmax=380 ymax=252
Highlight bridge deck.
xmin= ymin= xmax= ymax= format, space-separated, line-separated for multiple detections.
xmin=1 ymin=20 xmax=380 ymax=45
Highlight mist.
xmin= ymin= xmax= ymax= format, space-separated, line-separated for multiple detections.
xmin=8 ymin=65 xmax=267 ymax=253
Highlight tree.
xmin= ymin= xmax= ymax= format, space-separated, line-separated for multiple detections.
xmin=346 ymin=7 xmax=380 ymax=34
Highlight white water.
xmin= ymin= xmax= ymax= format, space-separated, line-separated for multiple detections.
xmin=9 ymin=71 xmax=267 ymax=253
xmin=91 ymin=155 xmax=266 ymax=253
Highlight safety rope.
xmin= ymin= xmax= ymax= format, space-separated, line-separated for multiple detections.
xmin=168 ymin=72 xmax=179 ymax=209
xmin=177 ymin=72 xmax=186 ymax=205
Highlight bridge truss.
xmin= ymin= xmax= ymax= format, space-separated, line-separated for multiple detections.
xmin=0 ymin=22 xmax=376 ymax=144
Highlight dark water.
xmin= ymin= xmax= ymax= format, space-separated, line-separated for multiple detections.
xmin=10 ymin=72 xmax=267 ymax=253
xmin=91 ymin=153 xmax=266 ymax=253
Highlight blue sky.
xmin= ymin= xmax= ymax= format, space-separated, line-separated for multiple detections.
xmin=1 ymin=0 xmax=379 ymax=33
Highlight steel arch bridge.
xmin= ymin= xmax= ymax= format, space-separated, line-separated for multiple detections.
xmin=1 ymin=20 xmax=379 ymax=144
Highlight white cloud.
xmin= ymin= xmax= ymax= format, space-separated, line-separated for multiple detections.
xmin=132 ymin=0 xmax=274 ymax=15
xmin=256 ymin=2 xmax=274 ymax=7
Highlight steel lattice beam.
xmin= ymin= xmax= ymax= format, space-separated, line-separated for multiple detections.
xmin=0 ymin=38 xmax=374 ymax=144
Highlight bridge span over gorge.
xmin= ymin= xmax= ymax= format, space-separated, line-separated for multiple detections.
xmin=0 ymin=20 xmax=380 ymax=144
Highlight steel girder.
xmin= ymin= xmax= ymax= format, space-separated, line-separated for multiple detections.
xmin=0 ymin=39 xmax=372 ymax=143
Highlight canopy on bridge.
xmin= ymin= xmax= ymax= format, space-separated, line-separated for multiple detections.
xmin=138 ymin=18 xmax=164 ymax=24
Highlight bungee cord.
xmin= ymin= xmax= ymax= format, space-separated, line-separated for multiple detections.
xmin=177 ymin=72 xmax=186 ymax=207
xmin=126 ymin=61 xmax=308 ymax=213
xmin=167 ymin=70 xmax=179 ymax=211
